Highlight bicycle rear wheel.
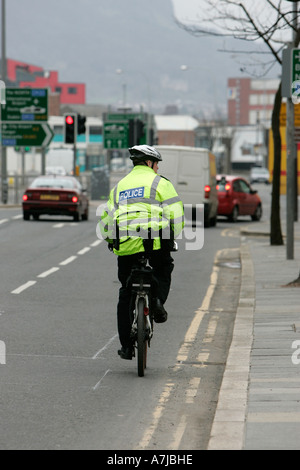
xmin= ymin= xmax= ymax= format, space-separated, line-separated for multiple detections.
xmin=137 ymin=297 xmax=147 ymax=377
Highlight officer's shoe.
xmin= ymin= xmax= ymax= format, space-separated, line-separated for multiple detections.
xmin=118 ymin=346 xmax=134 ymax=360
xmin=153 ymin=298 xmax=168 ymax=323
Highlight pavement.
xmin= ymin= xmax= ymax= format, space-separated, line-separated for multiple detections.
xmin=208 ymin=218 xmax=300 ymax=450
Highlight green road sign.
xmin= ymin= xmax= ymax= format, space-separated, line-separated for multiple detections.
xmin=1 ymin=88 xmax=48 ymax=122
xmin=292 ymin=49 xmax=300 ymax=82
xmin=1 ymin=122 xmax=54 ymax=147
xmin=104 ymin=122 xmax=128 ymax=149
xmin=105 ymin=112 xmax=146 ymax=122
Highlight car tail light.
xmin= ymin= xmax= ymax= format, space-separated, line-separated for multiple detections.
xmin=225 ymin=183 xmax=231 ymax=191
xmin=23 ymin=194 xmax=28 ymax=201
xmin=204 ymin=185 xmax=210 ymax=199
xmin=72 ymin=196 xmax=78 ymax=203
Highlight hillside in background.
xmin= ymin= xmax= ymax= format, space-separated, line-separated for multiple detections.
xmin=6 ymin=0 xmax=280 ymax=116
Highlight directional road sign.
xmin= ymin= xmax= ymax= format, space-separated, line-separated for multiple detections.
xmin=104 ymin=122 xmax=128 ymax=149
xmin=1 ymin=88 xmax=48 ymax=122
xmin=1 ymin=122 xmax=54 ymax=147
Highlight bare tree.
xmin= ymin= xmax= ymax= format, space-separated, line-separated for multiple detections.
xmin=176 ymin=0 xmax=300 ymax=245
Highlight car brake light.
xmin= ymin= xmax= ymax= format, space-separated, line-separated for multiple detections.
xmin=225 ymin=183 xmax=231 ymax=191
xmin=204 ymin=185 xmax=210 ymax=199
xmin=72 ymin=196 xmax=78 ymax=203
xmin=23 ymin=194 xmax=28 ymax=201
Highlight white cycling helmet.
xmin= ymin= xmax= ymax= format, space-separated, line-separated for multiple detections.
xmin=128 ymin=145 xmax=162 ymax=163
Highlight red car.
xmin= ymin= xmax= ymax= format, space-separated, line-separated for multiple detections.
xmin=22 ymin=175 xmax=89 ymax=221
xmin=216 ymin=175 xmax=262 ymax=222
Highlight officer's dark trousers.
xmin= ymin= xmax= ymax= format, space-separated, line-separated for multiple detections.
xmin=117 ymin=250 xmax=174 ymax=349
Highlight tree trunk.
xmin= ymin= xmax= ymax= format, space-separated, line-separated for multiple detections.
xmin=270 ymin=82 xmax=284 ymax=246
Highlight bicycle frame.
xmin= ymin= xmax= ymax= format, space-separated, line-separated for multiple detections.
xmin=128 ymin=256 xmax=155 ymax=376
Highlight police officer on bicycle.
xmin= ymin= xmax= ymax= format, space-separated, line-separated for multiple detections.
xmin=99 ymin=145 xmax=184 ymax=360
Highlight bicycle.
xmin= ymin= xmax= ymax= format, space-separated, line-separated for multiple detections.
xmin=127 ymin=254 xmax=157 ymax=377
xmin=126 ymin=241 xmax=178 ymax=377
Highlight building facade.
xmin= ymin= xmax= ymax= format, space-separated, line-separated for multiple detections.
xmin=5 ymin=58 xmax=86 ymax=105
xmin=227 ymin=77 xmax=280 ymax=128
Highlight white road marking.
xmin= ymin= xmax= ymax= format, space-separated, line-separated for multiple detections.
xmin=77 ymin=247 xmax=91 ymax=255
xmin=0 ymin=219 xmax=9 ymax=225
xmin=52 ymin=223 xmax=65 ymax=228
xmin=37 ymin=267 xmax=60 ymax=278
xmin=12 ymin=215 xmax=22 ymax=220
xmin=10 ymin=236 xmax=103 ymax=294
xmin=93 ymin=369 xmax=111 ymax=391
xmin=92 ymin=334 xmax=118 ymax=359
xmin=59 ymin=256 xmax=77 ymax=266
xmin=11 ymin=281 xmax=37 ymax=295
xmin=90 ymin=240 xmax=102 ymax=247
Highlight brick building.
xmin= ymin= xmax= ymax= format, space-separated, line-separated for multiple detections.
xmin=227 ymin=77 xmax=280 ymax=128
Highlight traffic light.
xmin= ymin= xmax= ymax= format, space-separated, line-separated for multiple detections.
xmin=64 ymin=113 xmax=76 ymax=144
xmin=128 ymin=119 xmax=135 ymax=147
xmin=136 ymin=119 xmax=145 ymax=144
xmin=128 ymin=118 xmax=146 ymax=146
xmin=77 ymin=114 xmax=86 ymax=135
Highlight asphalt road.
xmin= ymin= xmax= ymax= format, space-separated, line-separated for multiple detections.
xmin=0 ymin=184 xmax=271 ymax=450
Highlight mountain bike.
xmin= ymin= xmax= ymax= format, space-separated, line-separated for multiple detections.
xmin=127 ymin=255 xmax=157 ymax=377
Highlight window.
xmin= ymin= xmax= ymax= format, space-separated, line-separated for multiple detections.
xmin=68 ymin=87 xmax=78 ymax=95
xmin=55 ymin=87 xmax=62 ymax=93
xmin=238 ymin=180 xmax=251 ymax=194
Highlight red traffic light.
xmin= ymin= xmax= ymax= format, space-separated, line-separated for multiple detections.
xmin=66 ymin=115 xmax=74 ymax=125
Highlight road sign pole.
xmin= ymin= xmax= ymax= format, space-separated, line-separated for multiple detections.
xmin=286 ymin=94 xmax=295 ymax=259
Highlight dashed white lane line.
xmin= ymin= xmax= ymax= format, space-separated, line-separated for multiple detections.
xmin=11 ymin=281 xmax=37 ymax=295
xmin=77 ymin=247 xmax=91 ymax=255
xmin=10 ymin=238 xmax=103 ymax=294
xmin=12 ymin=215 xmax=22 ymax=220
xmin=90 ymin=240 xmax=102 ymax=247
xmin=37 ymin=267 xmax=60 ymax=278
xmin=52 ymin=223 xmax=65 ymax=228
xmin=59 ymin=256 xmax=77 ymax=266
xmin=0 ymin=219 xmax=9 ymax=225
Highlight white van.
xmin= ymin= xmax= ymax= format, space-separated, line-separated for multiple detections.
xmin=156 ymin=145 xmax=218 ymax=227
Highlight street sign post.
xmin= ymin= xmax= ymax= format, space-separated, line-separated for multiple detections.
xmin=1 ymin=122 xmax=54 ymax=147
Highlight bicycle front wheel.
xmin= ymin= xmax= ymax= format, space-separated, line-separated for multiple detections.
xmin=137 ymin=297 xmax=147 ymax=377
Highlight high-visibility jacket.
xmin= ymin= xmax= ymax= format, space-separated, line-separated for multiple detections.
xmin=99 ymin=165 xmax=184 ymax=256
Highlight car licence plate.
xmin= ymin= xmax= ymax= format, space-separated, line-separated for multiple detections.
xmin=40 ymin=194 xmax=60 ymax=201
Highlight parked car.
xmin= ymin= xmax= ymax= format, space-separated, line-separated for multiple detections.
xmin=22 ymin=175 xmax=89 ymax=221
xmin=216 ymin=175 xmax=262 ymax=222
xmin=250 ymin=166 xmax=270 ymax=184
